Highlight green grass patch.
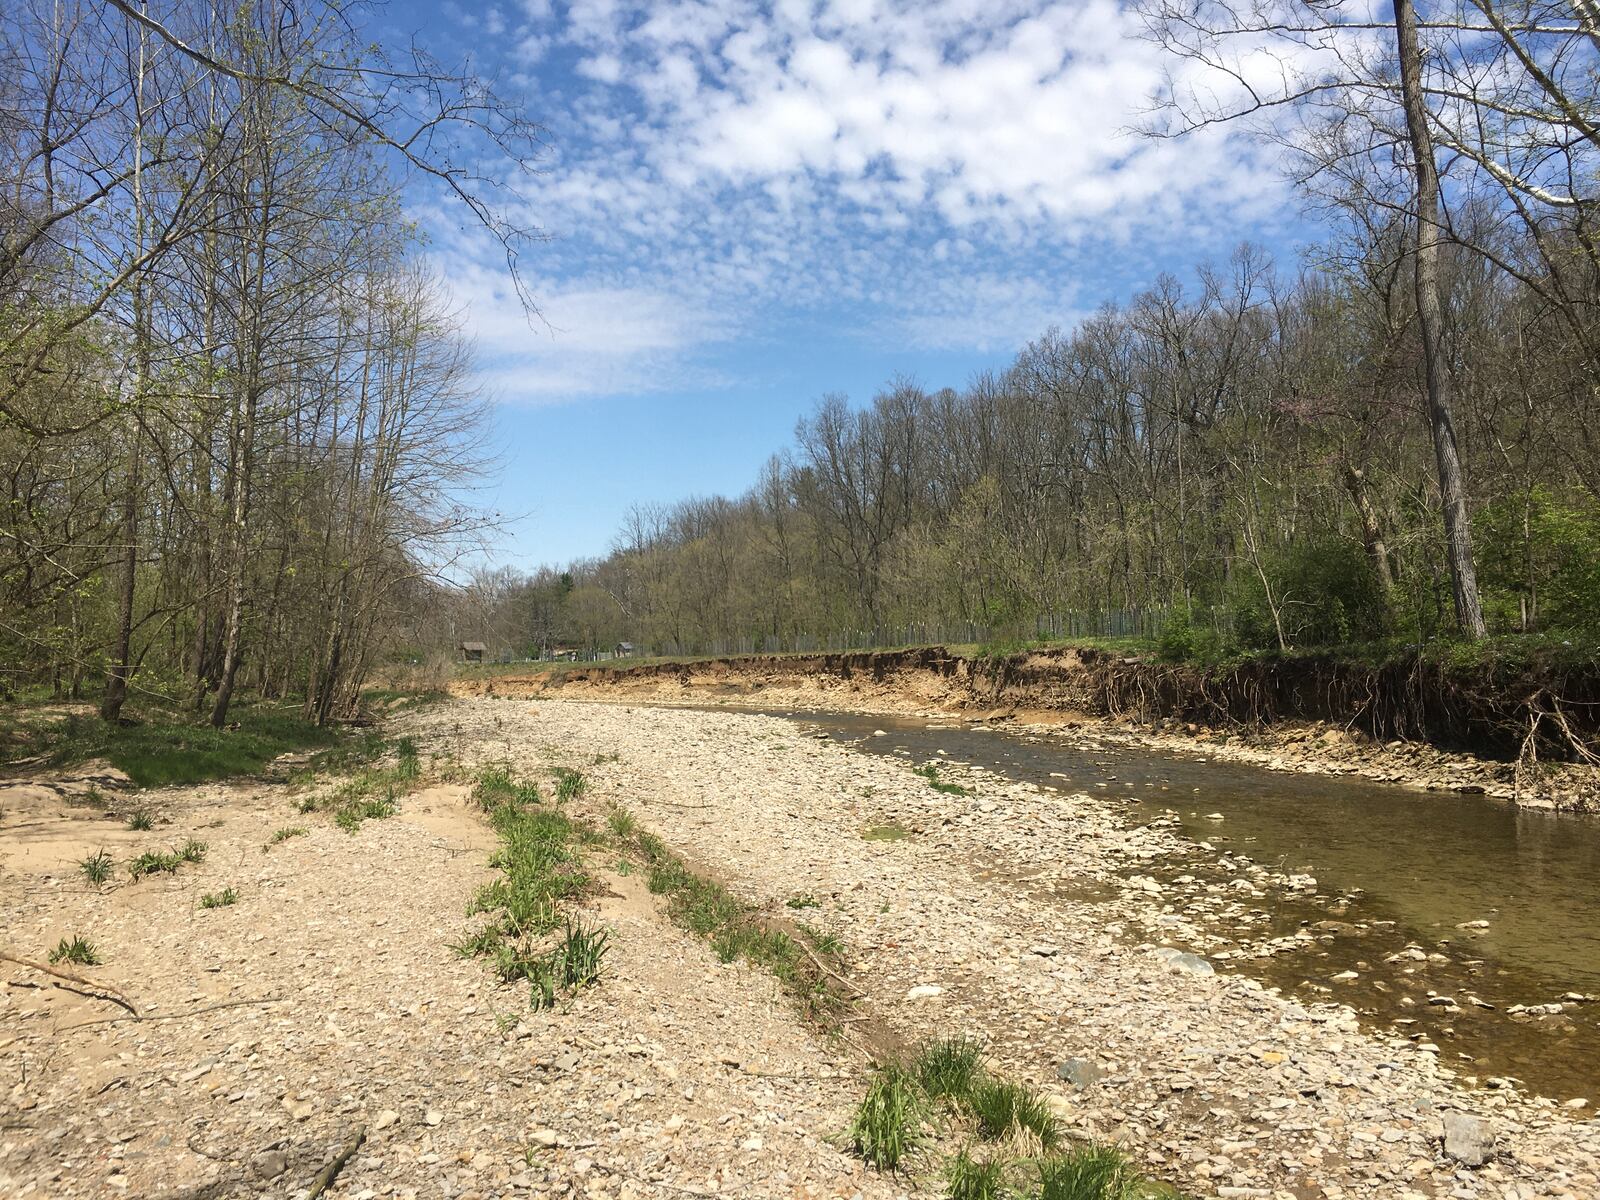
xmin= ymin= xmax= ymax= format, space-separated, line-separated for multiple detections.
xmin=267 ymin=825 xmax=308 ymax=847
xmin=619 ymin=824 xmax=849 ymax=1024
xmin=1035 ymin=1146 xmax=1140 ymax=1200
xmin=915 ymin=763 xmax=973 ymax=797
xmin=4 ymin=703 xmax=341 ymax=787
xmin=454 ymin=765 xmax=605 ymax=1011
xmin=968 ymin=1079 xmax=1060 ymax=1149
xmin=947 ymin=1146 xmax=1011 ymax=1200
xmin=126 ymin=810 xmax=154 ymax=831
xmin=48 ymin=935 xmax=101 ymax=965
xmin=199 ymin=886 xmax=239 ymax=909
xmin=553 ymin=767 xmax=586 ymax=801
xmin=849 ymin=1064 xmax=925 ymax=1171
xmin=914 ymin=1035 xmax=986 ymax=1105
xmin=785 ymin=893 xmax=820 ymax=909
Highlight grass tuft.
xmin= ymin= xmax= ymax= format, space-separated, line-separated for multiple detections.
xmin=267 ymin=825 xmax=308 ymax=847
xmin=129 ymin=849 xmax=181 ymax=879
xmin=178 ymin=837 xmax=207 ymax=863
xmin=553 ymin=767 xmax=586 ymax=802
xmin=606 ymin=805 xmax=636 ymax=839
xmin=199 ymin=886 xmax=239 ymax=909
xmin=915 ymin=1035 xmax=986 ymax=1105
xmin=48 ymin=935 xmax=101 ymax=965
xmin=849 ymin=1064 xmax=924 ymax=1171
xmin=126 ymin=810 xmax=154 ymax=831
xmin=1035 ymin=1146 xmax=1139 ymax=1200
xmin=79 ymin=849 xmax=113 ymax=887
xmin=969 ymin=1079 xmax=1060 ymax=1149
xmin=947 ymin=1146 xmax=1011 ymax=1200
xmin=915 ymin=763 xmax=973 ymax=796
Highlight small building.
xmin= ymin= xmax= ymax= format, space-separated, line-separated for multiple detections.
xmin=615 ymin=641 xmax=635 ymax=657
xmin=459 ymin=641 xmax=487 ymax=664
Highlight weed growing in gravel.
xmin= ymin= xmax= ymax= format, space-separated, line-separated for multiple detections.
xmin=334 ymin=795 xmax=397 ymax=833
xmin=786 ymin=894 xmax=820 ymax=909
xmin=79 ymin=850 xmax=113 ymax=887
xmin=199 ymin=887 xmax=239 ymax=909
xmin=849 ymin=1064 xmax=924 ymax=1170
xmin=606 ymin=805 xmax=637 ymax=839
xmin=968 ymin=1079 xmax=1060 ymax=1149
xmin=48 ymin=935 xmax=101 ymax=965
xmin=129 ymin=849 xmax=182 ymax=879
xmin=395 ymin=737 xmax=420 ymax=781
xmin=178 ymin=837 xmax=207 ymax=863
xmin=914 ymin=1035 xmax=986 ymax=1105
xmin=458 ymin=766 xmax=606 ymax=1011
xmin=1035 ymin=1146 xmax=1139 ymax=1200
xmin=553 ymin=767 xmax=586 ymax=802
xmin=525 ymin=919 xmax=610 ymax=1010
xmin=267 ymin=825 xmax=308 ymax=847
xmin=126 ymin=810 xmax=154 ymax=831
xmin=622 ymin=823 xmax=848 ymax=1024
xmin=914 ymin=763 xmax=973 ymax=797
xmin=947 ymin=1147 xmax=1010 ymax=1200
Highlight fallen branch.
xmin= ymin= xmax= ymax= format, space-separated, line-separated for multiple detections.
xmin=798 ymin=941 xmax=864 ymax=999
xmin=1 ymin=952 xmax=140 ymax=1015
xmin=306 ymin=1125 xmax=366 ymax=1199
xmin=59 ymin=996 xmax=285 ymax=1034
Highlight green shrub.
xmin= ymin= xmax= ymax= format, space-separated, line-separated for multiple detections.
xmin=914 ymin=1035 xmax=985 ymax=1105
xmin=969 ymin=1079 xmax=1060 ymax=1148
xmin=1035 ymin=1146 xmax=1139 ymax=1200
xmin=48 ymin=935 xmax=101 ymax=965
xmin=947 ymin=1146 xmax=1010 ymax=1200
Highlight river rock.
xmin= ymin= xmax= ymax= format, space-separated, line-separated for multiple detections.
xmin=1441 ymin=1111 xmax=1495 ymax=1166
xmin=1151 ymin=947 xmax=1214 ymax=976
xmin=1057 ymin=1057 xmax=1105 ymax=1088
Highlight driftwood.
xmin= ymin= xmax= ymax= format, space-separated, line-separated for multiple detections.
xmin=1 ymin=951 xmax=140 ymax=1015
xmin=306 ymin=1126 xmax=366 ymax=1199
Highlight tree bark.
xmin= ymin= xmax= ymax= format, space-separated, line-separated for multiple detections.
xmin=1393 ymin=0 xmax=1488 ymax=638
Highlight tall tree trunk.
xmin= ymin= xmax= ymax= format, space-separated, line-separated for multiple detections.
xmin=1343 ymin=462 xmax=1396 ymax=597
xmin=1393 ymin=0 xmax=1487 ymax=638
xmin=99 ymin=447 xmax=140 ymax=721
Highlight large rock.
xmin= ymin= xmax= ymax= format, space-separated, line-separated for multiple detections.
xmin=1442 ymin=1111 xmax=1495 ymax=1166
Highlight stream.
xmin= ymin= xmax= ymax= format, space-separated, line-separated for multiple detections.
xmin=748 ymin=707 xmax=1600 ymax=1104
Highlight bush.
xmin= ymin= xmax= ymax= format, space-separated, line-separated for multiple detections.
xmin=1232 ymin=536 xmax=1389 ymax=650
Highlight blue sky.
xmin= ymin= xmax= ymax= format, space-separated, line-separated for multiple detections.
xmin=382 ymin=0 xmax=1312 ymax=569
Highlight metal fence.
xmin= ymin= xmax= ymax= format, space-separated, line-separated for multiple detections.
xmin=513 ymin=608 xmax=1180 ymax=664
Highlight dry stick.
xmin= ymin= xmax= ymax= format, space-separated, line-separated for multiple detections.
xmin=797 ymin=941 xmax=863 ymax=999
xmin=306 ymin=1126 xmax=366 ymax=1200
xmin=59 ymin=996 xmax=285 ymax=1034
xmin=0 ymin=952 xmax=140 ymax=1015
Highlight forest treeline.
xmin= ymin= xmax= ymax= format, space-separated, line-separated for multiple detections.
xmin=469 ymin=235 xmax=1600 ymax=661
xmin=1 ymin=0 xmax=531 ymax=722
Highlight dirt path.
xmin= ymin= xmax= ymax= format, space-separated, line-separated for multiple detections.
xmin=0 ymin=752 xmax=896 ymax=1198
xmin=399 ymin=698 xmax=1600 ymax=1200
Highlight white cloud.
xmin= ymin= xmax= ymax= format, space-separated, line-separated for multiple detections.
xmin=429 ymin=0 xmax=1293 ymax=404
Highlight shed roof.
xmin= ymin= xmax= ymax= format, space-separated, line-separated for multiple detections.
xmin=460 ymin=641 xmax=487 ymax=652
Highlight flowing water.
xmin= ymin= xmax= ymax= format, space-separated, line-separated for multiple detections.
xmin=742 ymin=706 xmax=1600 ymax=1102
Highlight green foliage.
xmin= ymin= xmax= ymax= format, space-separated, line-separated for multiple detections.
xmin=79 ymin=849 xmax=113 ymax=886
xmin=785 ymin=893 xmax=820 ymax=909
xmin=1476 ymin=487 xmax=1600 ymax=633
xmin=849 ymin=1064 xmax=925 ymax=1170
xmin=48 ymin=935 xmax=101 ymax=966
xmin=1232 ymin=536 xmax=1389 ymax=651
xmin=968 ymin=1079 xmax=1060 ymax=1149
xmin=553 ymin=767 xmax=586 ymax=801
xmin=947 ymin=1147 xmax=1011 ymax=1200
xmin=526 ymin=920 xmax=610 ymax=1010
xmin=915 ymin=763 xmax=973 ymax=796
xmin=126 ymin=810 xmax=154 ymax=831
xmin=1034 ymin=1146 xmax=1139 ymax=1200
xmin=1155 ymin=607 xmax=1229 ymax=663
xmin=200 ymin=886 xmax=239 ymax=909
xmin=914 ymin=1035 xmax=986 ymax=1105
xmin=606 ymin=805 xmax=636 ymax=839
xmin=394 ymin=736 xmax=421 ymax=780
xmin=268 ymin=825 xmax=308 ymax=846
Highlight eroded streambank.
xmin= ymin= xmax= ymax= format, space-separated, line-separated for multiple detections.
xmin=452 ymin=646 xmax=1600 ymax=811
xmin=406 ymin=698 xmax=1599 ymax=1200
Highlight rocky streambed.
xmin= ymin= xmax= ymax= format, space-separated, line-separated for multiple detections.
xmin=402 ymin=698 xmax=1600 ymax=1200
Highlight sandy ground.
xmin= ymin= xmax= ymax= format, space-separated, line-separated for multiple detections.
xmin=0 ymin=750 xmax=899 ymax=1200
xmin=4 ymin=695 xmax=1598 ymax=1200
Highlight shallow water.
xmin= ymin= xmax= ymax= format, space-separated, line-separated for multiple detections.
xmin=743 ymin=706 xmax=1600 ymax=1102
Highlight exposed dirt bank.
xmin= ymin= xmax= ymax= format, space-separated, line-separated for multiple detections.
xmin=401 ymin=698 xmax=1599 ymax=1200
xmin=454 ymin=649 xmax=1599 ymax=811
